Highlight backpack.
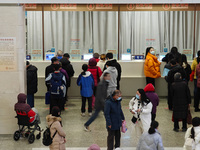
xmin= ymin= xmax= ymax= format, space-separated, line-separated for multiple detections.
xmin=50 ymin=73 xmax=64 ymax=96
xmin=42 ymin=123 xmax=57 ymax=146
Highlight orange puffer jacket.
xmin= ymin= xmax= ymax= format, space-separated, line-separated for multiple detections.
xmin=144 ymin=53 xmax=161 ymax=78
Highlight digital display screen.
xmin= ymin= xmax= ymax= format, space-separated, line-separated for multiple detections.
xmin=121 ymin=54 xmax=131 ymax=61
xmin=83 ymin=54 xmax=93 ymax=61
xmin=45 ymin=53 xmax=55 ymax=61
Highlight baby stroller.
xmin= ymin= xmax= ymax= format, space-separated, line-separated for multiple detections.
xmin=13 ymin=110 xmax=43 ymax=144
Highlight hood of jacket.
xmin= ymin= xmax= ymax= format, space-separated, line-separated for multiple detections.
xmin=15 ymin=93 xmax=31 ymax=113
xmin=89 ymin=58 xmax=97 ymax=66
xmin=82 ymin=71 xmax=91 ymax=77
xmin=60 ymin=58 xmax=71 ymax=65
xmin=46 ymin=114 xmax=62 ymax=126
xmin=106 ymin=66 xmax=117 ymax=73
xmin=144 ymin=83 xmax=155 ymax=92
xmin=27 ymin=65 xmax=37 ymax=72
xmin=17 ymin=93 xmax=26 ymax=103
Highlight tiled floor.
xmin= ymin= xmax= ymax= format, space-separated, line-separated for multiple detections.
xmin=1 ymin=97 xmax=199 ymax=150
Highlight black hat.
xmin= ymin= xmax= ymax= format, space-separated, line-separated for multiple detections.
xmin=63 ymin=53 xmax=70 ymax=58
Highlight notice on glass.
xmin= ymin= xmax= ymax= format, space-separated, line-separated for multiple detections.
xmin=0 ymin=37 xmax=17 ymax=71
xmin=182 ymin=49 xmax=193 ymax=60
xmin=70 ymin=49 xmax=81 ymax=61
xmin=107 ymin=49 xmax=118 ymax=59
xmin=31 ymin=49 xmax=43 ymax=61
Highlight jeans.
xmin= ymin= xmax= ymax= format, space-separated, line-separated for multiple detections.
xmin=27 ymin=94 xmax=34 ymax=108
xmin=81 ymin=97 xmax=92 ymax=113
xmin=84 ymin=109 xmax=101 ymax=126
xmin=107 ymin=128 xmax=121 ymax=150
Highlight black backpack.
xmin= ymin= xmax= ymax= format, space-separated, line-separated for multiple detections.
xmin=42 ymin=123 xmax=57 ymax=146
xmin=50 ymin=73 xmax=64 ymax=96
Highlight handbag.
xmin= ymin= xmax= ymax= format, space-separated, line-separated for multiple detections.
xmin=131 ymin=116 xmax=137 ymax=124
xmin=121 ymin=120 xmax=127 ymax=133
xmin=187 ymin=110 xmax=192 ymax=125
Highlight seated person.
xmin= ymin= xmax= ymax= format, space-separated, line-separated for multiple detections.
xmin=14 ymin=93 xmax=39 ymax=124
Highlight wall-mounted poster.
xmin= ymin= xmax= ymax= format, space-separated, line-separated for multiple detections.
xmin=182 ymin=49 xmax=193 ymax=60
xmin=70 ymin=49 xmax=81 ymax=61
xmin=107 ymin=49 xmax=118 ymax=59
xmin=31 ymin=49 xmax=43 ymax=61
xmin=0 ymin=37 xmax=17 ymax=71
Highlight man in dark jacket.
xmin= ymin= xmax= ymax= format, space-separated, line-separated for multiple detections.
xmin=103 ymin=53 xmax=121 ymax=90
xmin=60 ymin=53 xmax=75 ymax=87
xmin=84 ymin=72 xmax=110 ymax=131
xmin=171 ymin=73 xmax=191 ymax=132
xmin=165 ymin=59 xmax=186 ymax=110
xmin=104 ymin=90 xmax=125 ymax=150
xmin=45 ymin=57 xmax=59 ymax=91
xmin=26 ymin=61 xmax=38 ymax=108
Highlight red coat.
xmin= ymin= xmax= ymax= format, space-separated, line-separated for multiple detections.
xmin=88 ymin=67 xmax=102 ymax=87
xmin=16 ymin=109 xmax=36 ymax=123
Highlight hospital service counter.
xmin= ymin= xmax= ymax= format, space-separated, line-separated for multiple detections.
xmin=31 ymin=60 xmax=194 ymax=97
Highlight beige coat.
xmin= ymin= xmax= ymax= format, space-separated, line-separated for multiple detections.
xmin=46 ymin=115 xmax=66 ymax=150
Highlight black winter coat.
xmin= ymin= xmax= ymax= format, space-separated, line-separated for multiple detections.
xmin=165 ymin=65 xmax=186 ymax=84
xmin=60 ymin=58 xmax=74 ymax=87
xmin=27 ymin=65 xmax=38 ymax=94
xmin=171 ymin=80 xmax=191 ymax=119
xmin=45 ymin=64 xmax=55 ymax=91
xmin=183 ymin=63 xmax=192 ymax=82
xmin=95 ymin=80 xmax=109 ymax=110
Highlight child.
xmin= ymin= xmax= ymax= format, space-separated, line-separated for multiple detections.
xmin=77 ymin=64 xmax=94 ymax=116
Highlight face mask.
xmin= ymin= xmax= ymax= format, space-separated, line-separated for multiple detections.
xmin=117 ymin=97 xmax=122 ymax=101
xmin=136 ymin=94 xmax=140 ymax=100
xmin=150 ymin=51 xmax=155 ymax=55
xmin=106 ymin=80 xmax=110 ymax=82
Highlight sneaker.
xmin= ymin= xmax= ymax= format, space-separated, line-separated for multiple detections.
xmin=89 ymin=113 xmax=92 ymax=116
xmin=173 ymin=128 xmax=179 ymax=132
xmin=84 ymin=125 xmax=91 ymax=132
xmin=81 ymin=113 xmax=85 ymax=117
xmin=182 ymin=128 xmax=187 ymax=132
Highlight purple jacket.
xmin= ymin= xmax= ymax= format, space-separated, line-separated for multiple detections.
xmin=145 ymin=92 xmax=159 ymax=114
xmin=60 ymin=68 xmax=69 ymax=82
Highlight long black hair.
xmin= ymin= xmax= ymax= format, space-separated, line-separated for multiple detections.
xmin=181 ymin=54 xmax=188 ymax=66
xmin=191 ymin=117 xmax=200 ymax=140
xmin=81 ymin=64 xmax=88 ymax=75
xmin=148 ymin=121 xmax=159 ymax=134
xmin=145 ymin=47 xmax=153 ymax=59
xmin=137 ymin=89 xmax=149 ymax=106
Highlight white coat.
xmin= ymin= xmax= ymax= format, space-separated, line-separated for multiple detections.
xmin=129 ymin=97 xmax=153 ymax=132
xmin=194 ymin=126 xmax=200 ymax=150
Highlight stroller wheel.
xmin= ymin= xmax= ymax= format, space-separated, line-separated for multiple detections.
xmin=28 ymin=133 xmax=35 ymax=144
xmin=36 ymin=133 xmax=41 ymax=139
xmin=25 ymin=131 xmax=30 ymax=138
xmin=13 ymin=131 xmax=20 ymax=141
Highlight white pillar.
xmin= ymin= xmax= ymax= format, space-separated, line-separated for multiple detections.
xmin=0 ymin=5 xmax=25 ymax=134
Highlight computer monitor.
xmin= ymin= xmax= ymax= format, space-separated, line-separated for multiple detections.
xmin=45 ymin=53 xmax=55 ymax=61
xmin=83 ymin=54 xmax=93 ymax=61
xmin=159 ymin=55 xmax=165 ymax=61
xmin=121 ymin=54 xmax=131 ymax=61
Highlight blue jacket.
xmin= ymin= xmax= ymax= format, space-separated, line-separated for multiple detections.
xmin=104 ymin=95 xmax=125 ymax=130
xmin=77 ymin=71 xmax=94 ymax=97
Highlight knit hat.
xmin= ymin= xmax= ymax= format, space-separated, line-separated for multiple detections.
xmin=88 ymin=144 xmax=100 ymax=150
xmin=144 ymin=83 xmax=155 ymax=92
xmin=88 ymin=58 xmax=97 ymax=66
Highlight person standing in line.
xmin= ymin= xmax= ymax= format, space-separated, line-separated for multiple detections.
xmin=45 ymin=64 xmax=66 ymax=113
xmin=84 ymin=72 xmax=110 ymax=132
xmin=165 ymin=59 xmax=186 ymax=110
xmin=144 ymin=83 xmax=159 ymax=121
xmin=181 ymin=54 xmax=191 ymax=84
xmin=26 ymin=61 xmax=38 ymax=108
xmin=137 ymin=121 xmax=164 ymax=150
xmin=77 ymin=64 xmax=94 ymax=117
xmin=129 ymin=89 xmax=153 ymax=140
xmin=101 ymin=61 xmax=118 ymax=96
xmin=191 ymin=50 xmax=200 ymax=108
xmin=45 ymin=57 xmax=60 ymax=91
xmin=93 ymin=53 xmax=100 ymax=63
xmin=60 ymin=53 xmax=75 ymax=101
xmin=144 ymin=47 xmax=161 ymax=87
xmin=194 ymin=61 xmax=200 ymax=112
xmin=103 ymin=53 xmax=121 ymax=90
xmin=46 ymin=106 xmax=66 ymax=150
xmin=57 ymin=50 xmax=63 ymax=60
xmin=171 ymin=73 xmax=191 ymax=132
xmin=97 ymin=54 xmax=106 ymax=72
xmin=104 ymin=90 xmax=125 ymax=150
xmin=88 ymin=58 xmax=102 ymax=109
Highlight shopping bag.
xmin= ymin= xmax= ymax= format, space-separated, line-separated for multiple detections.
xmin=45 ymin=91 xmax=50 ymax=105
xmin=121 ymin=120 xmax=127 ymax=133
xmin=131 ymin=116 xmax=138 ymax=124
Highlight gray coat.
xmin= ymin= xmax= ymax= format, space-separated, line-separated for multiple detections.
xmin=137 ymin=130 xmax=164 ymax=150
xmin=95 ymin=80 xmax=109 ymax=110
